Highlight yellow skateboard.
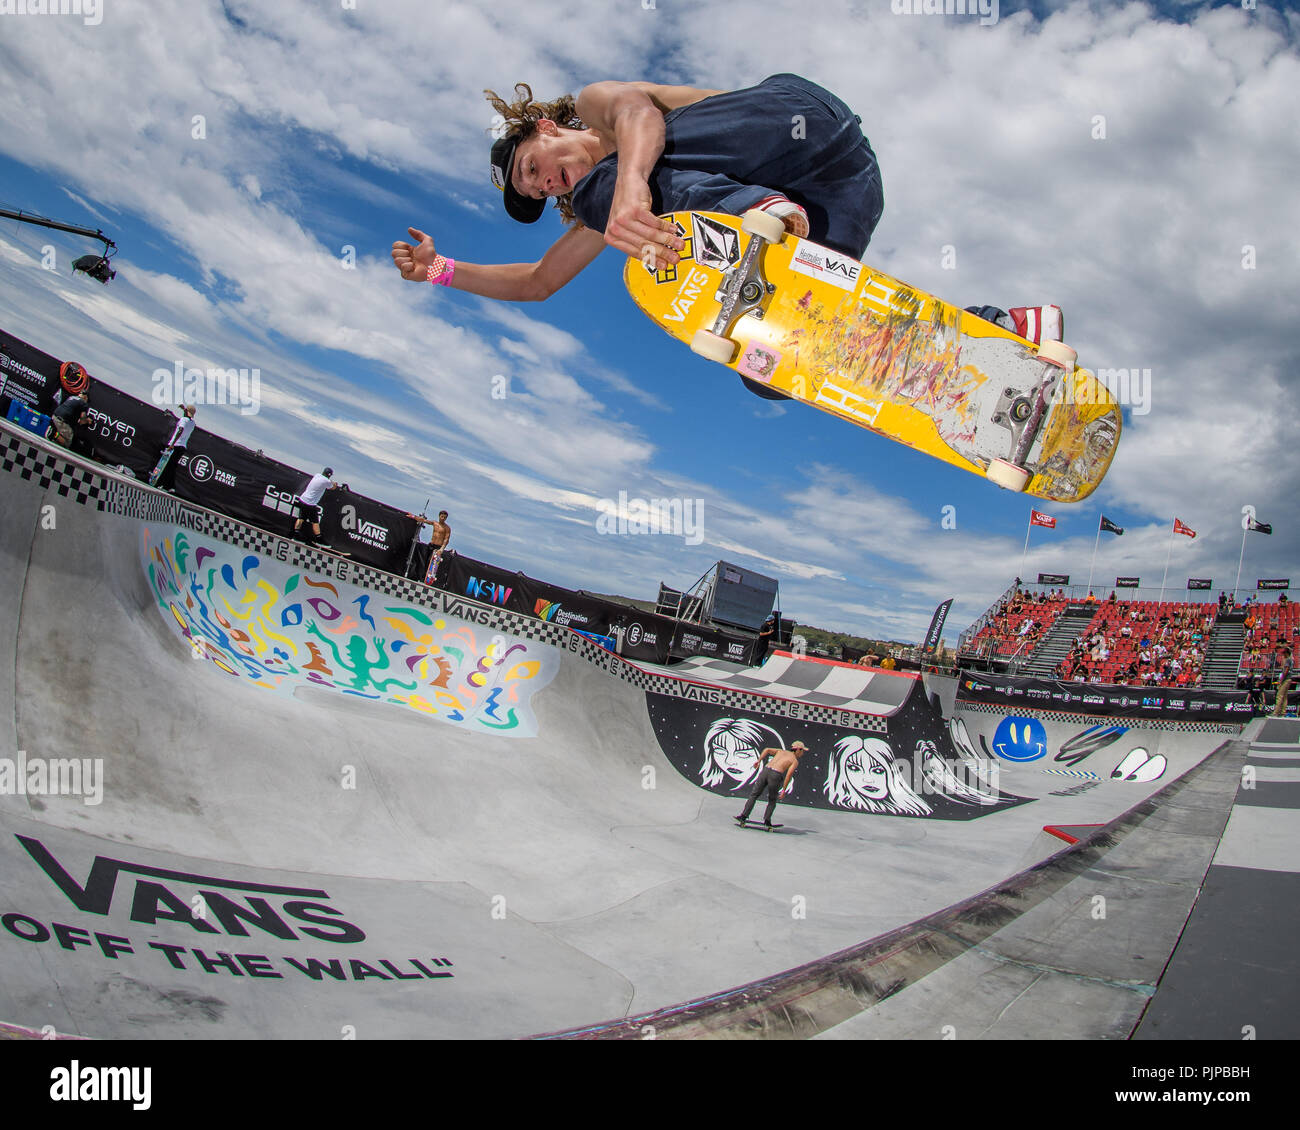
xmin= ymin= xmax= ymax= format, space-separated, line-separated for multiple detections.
xmin=623 ymin=210 xmax=1121 ymax=502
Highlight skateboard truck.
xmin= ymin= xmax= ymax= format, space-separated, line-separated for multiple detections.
xmin=985 ymin=340 xmax=1078 ymax=491
xmin=690 ymin=210 xmax=785 ymax=363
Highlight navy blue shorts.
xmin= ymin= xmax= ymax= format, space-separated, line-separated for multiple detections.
xmin=572 ymin=74 xmax=884 ymax=258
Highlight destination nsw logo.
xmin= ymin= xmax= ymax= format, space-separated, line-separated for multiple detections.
xmin=534 ymin=599 xmax=589 ymax=627
xmin=5 ymin=836 xmax=454 ymax=985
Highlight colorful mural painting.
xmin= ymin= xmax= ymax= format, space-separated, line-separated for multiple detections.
xmin=648 ymin=688 xmax=1027 ymax=821
xmin=140 ymin=525 xmax=558 ymax=736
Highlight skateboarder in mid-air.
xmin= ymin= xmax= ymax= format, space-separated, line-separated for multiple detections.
xmin=390 ymin=75 xmax=1062 ymax=364
xmin=736 ymin=741 xmax=806 ymax=828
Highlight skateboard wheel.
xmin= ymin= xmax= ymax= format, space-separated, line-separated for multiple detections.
xmin=1037 ymin=339 xmax=1078 ymax=370
xmin=986 ymin=458 xmax=1031 ymax=492
xmin=740 ymin=209 xmax=787 ymax=244
xmin=691 ymin=329 xmax=737 ymax=364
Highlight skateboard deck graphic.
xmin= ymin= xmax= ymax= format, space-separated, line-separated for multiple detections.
xmin=423 ymin=546 xmax=444 ymax=586
xmin=624 ymin=211 xmax=1121 ymax=502
xmin=147 ymin=446 xmax=175 ymax=486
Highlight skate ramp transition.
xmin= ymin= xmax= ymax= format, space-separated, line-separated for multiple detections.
xmin=0 ymin=421 xmax=1240 ymax=1039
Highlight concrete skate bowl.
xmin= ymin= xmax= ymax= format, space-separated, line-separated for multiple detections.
xmin=0 ymin=422 xmax=1239 ymax=1038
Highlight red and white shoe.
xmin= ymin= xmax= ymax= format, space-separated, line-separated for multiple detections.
xmin=1009 ymin=305 xmax=1064 ymax=345
xmin=753 ymin=194 xmax=809 ymax=239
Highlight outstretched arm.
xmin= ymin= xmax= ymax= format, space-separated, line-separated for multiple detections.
xmin=391 ymin=223 xmax=607 ymax=302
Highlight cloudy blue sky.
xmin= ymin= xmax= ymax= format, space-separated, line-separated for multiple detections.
xmin=0 ymin=0 xmax=1295 ymax=644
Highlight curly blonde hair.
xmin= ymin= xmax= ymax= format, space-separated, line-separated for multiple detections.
xmin=484 ymin=83 xmax=586 ymax=227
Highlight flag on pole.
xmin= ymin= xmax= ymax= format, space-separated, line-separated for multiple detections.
xmin=1030 ymin=510 xmax=1056 ymax=529
xmin=1100 ymin=516 xmax=1125 ymax=535
xmin=1173 ymin=518 xmax=1197 ymax=538
xmin=1247 ymin=517 xmax=1273 ymax=535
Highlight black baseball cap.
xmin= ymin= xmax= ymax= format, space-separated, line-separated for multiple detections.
xmin=490 ymin=133 xmax=546 ymax=225
xmin=323 ymin=467 xmax=333 ymax=477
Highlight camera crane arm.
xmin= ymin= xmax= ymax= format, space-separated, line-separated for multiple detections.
xmin=0 ymin=207 xmax=117 ymax=281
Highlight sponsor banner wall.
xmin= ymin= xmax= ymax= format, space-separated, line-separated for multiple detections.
xmin=0 ymin=328 xmax=61 ymax=411
xmin=166 ymin=435 xmax=416 ymax=573
xmin=442 ymin=554 xmax=621 ymax=636
xmin=327 ymin=492 xmax=418 ymax=574
xmin=532 ymin=588 xmax=615 ymax=635
xmin=1187 ymin=578 xmax=1213 ymax=590
xmin=439 ymin=555 xmax=754 ymax=665
xmin=1115 ymin=576 xmax=1141 ymax=588
xmin=1257 ymin=579 xmax=1290 ymax=591
xmin=82 ymin=384 xmax=175 ymax=476
xmin=1037 ymin=573 xmax=1069 ymax=585
xmin=616 ymin=613 xmax=675 ymax=665
xmin=956 ymin=671 xmax=1249 ymax=723
xmin=436 ymin=553 xmax=531 ymax=616
xmin=170 ymin=434 xmax=306 ymax=533
xmin=671 ymin=621 xmax=755 ymax=666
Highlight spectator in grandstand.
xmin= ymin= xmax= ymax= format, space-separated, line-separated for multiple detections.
xmin=1273 ymin=646 xmax=1293 ymax=717
xmin=1280 ymin=593 xmax=1290 ymax=607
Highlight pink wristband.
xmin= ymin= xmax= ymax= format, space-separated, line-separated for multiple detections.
xmin=426 ymin=255 xmax=456 ymax=286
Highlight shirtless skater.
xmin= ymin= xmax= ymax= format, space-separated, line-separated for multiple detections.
xmin=736 ymin=741 xmax=806 ymax=828
xmin=409 ymin=509 xmax=452 ymax=585
xmin=390 ymin=74 xmax=1062 ymax=387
